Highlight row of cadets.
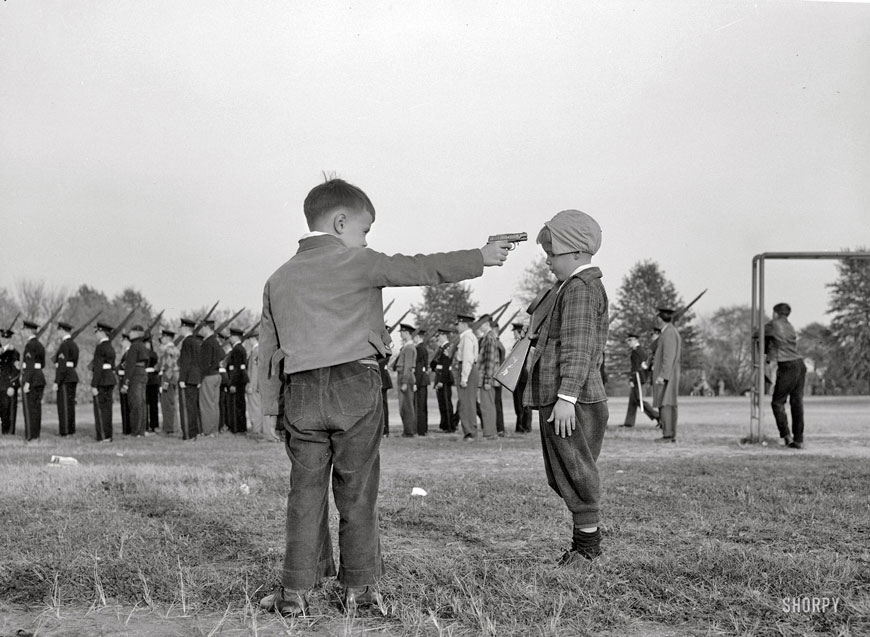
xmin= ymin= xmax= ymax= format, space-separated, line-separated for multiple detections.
xmin=177 ymin=317 xmax=202 ymax=441
xmin=0 ymin=327 xmax=19 ymax=435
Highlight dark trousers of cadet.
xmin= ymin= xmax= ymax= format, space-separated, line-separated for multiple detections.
xmin=456 ymin=364 xmax=480 ymax=438
xmin=479 ymin=384 xmax=497 ymax=438
xmin=435 ymin=383 xmax=454 ymax=431
xmin=380 ymin=389 xmax=389 ymax=436
xmin=128 ymin=378 xmax=147 ymax=436
xmin=57 ymin=382 xmax=77 ymax=436
xmin=415 ymin=384 xmax=428 ymax=435
xmin=231 ymin=388 xmax=247 ymax=433
xmin=93 ymin=387 xmax=113 ymax=441
xmin=1 ymin=387 xmax=17 ymax=435
xmin=160 ymin=384 xmax=177 ymax=433
xmin=494 ymin=386 xmax=505 ymax=434
xmin=282 ymin=360 xmax=384 ymax=590
xmin=220 ymin=386 xmax=230 ymax=432
xmin=538 ymin=400 xmax=609 ymax=528
xmin=772 ymin=358 xmax=807 ymax=443
xmin=147 ymin=384 xmax=160 ymax=431
xmin=624 ymin=382 xmax=659 ymax=426
xmin=399 ymin=386 xmax=416 ymax=436
xmin=119 ymin=390 xmax=130 ymax=435
xmin=512 ymin=387 xmax=532 ymax=433
xmin=200 ymin=374 xmax=220 ymax=435
xmin=23 ymin=386 xmax=44 ymax=441
xmin=179 ymin=385 xmax=201 ymax=440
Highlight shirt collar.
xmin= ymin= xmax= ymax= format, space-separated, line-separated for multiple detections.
xmin=300 ymin=230 xmax=330 ymax=240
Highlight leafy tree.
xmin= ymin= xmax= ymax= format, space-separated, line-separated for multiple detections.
xmin=411 ymin=283 xmax=478 ymax=336
xmin=797 ymin=322 xmax=844 ymax=395
xmin=515 ymin=255 xmax=554 ymax=309
xmin=826 ymin=250 xmax=870 ymax=393
xmin=699 ymin=305 xmax=753 ymax=395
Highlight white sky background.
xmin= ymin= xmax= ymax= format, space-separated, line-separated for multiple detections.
xmin=1 ymin=1 xmax=868 ymax=329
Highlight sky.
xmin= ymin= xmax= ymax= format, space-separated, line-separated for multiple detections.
xmin=1 ymin=1 xmax=868 ymax=330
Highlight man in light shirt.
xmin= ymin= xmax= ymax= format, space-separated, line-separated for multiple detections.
xmin=453 ymin=313 xmax=480 ymax=441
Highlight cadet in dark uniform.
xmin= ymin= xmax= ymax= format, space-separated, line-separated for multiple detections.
xmin=218 ymin=333 xmax=231 ymax=432
xmin=621 ymin=333 xmax=660 ymax=427
xmin=510 ymin=322 xmax=533 ymax=434
xmin=117 ymin=333 xmax=131 ymax=435
xmin=89 ymin=322 xmax=117 ymax=441
xmin=0 ymin=329 xmax=20 ymax=435
xmin=177 ymin=318 xmax=202 ymax=440
xmin=20 ymin=320 xmax=46 ymax=441
xmin=53 ymin=320 xmax=80 ymax=436
xmin=430 ymin=327 xmax=455 ymax=432
xmin=413 ymin=330 xmax=430 ymax=436
xmin=198 ymin=320 xmax=223 ymax=436
xmin=228 ymin=328 xmax=250 ymax=434
xmin=123 ymin=325 xmax=150 ymax=437
xmin=145 ymin=339 xmax=161 ymax=432
xmin=491 ymin=317 xmax=506 ymax=437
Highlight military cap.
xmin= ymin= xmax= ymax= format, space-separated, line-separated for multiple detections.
xmin=656 ymin=308 xmax=675 ymax=320
xmin=130 ymin=324 xmax=145 ymax=333
xmin=179 ymin=317 xmax=196 ymax=328
xmin=217 ymin=331 xmax=229 ymax=340
xmin=416 ymin=328 xmax=427 ymax=336
xmin=22 ymin=319 xmax=39 ymax=330
xmin=229 ymin=327 xmax=244 ymax=336
xmin=160 ymin=328 xmax=176 ymax=338
xmin=399 ymin=323 xmax=416 ymax=333
xmin=456 ymin=313 xmax=475 ymax=324
xmin=57 ymin=321 xmax=73 ymax=332
xmin=626 ymin=332 xmax=639 ymax=339
xmin=0 ymin=329 xmax=14 ymax=339
xmin=437 ymin=326 xmax=453 ymax=334
xmin=95 ymin=321 xmax=114 ymax=333
xmin=121 ymin=332 xmax=131 ymax=340
xmin=511 ymin=322 xmax=525 ymax=331
xmin=204 ymin=319 xmax=216 ymax=328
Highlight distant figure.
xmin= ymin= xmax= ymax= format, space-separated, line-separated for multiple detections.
xmin=53 ymin=320 xmax=79 ymax=436
xmin=90 ymin=322 xmax=116 ymax=441
xmin=413 ymin=330 xmax=429 ymax=436
xmin=145 ymin=339 xmax=161 ymax=432
xmin=476 ymin=314 xmax=499 ymax=439
xmin=0 ymin=328 xmax=20 ymax=435
xmin=158 ymin=328 xmax=179 ymax=435
xmin=117 ymin=333 xmax=131 ymax=435
xmin=395 ymin=323 xmax=418 ymax=437
xmin=766 ymin=303 xmax=806 ymax=449
xmin=453 ymin=313 xmax=480 ymax=441
xmin=198 ymin=320 xmax=223 ymax=436
xmin=228 ymin=328 xmax=250 ymax=434
xmin=21 ymin=319 xmax=46 ymax=441
xmin=431 ymin=327 xmax=455 ymax=432
xmin=510 ymin=322 xmax=533 ymax=434
xmin=652 ymin=308 xmax=681 ymax=443
xmin=620 ymin=333 xmax=659 ymax=427
xmin=123 ymin=325 xmax=150 ymax=437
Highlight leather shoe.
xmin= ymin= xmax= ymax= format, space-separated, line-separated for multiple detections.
xmin=787 ymin=441 xmax=803 ymax=449
xmin=344 ymin=586 xmax=384 ymax=613
xmin=558 ymin=545 xmax=602 ymax=565
xmin=654 ymin=436 xmax=675 ymax=443
xmin=260 ymin=587 xmax=308 ymax=617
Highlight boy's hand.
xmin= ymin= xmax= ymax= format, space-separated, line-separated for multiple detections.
xmin=547 ymin=398 xmax=576 ymax=438
xmin=481 ymin=241 xmax=513 ymax=267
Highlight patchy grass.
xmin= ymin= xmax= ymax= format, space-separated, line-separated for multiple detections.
xmin=0 ymin=396 xmax=867 ymax=636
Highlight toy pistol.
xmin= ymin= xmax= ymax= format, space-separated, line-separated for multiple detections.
xmin=487 ymin=232 xmax=528 ymax=250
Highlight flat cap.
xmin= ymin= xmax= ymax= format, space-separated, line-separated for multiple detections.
xmin=537 ymin=209 xmax=602 ymax=255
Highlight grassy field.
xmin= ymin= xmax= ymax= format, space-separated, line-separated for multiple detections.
xmin=0 ymin=396 xmax=868 ymax=636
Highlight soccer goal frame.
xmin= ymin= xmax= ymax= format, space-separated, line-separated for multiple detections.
xmin=748 ymin=251 xmax=870 ymax=443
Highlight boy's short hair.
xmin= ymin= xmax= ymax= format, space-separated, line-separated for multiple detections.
xmin=304 ymin=179 xmax=376 ymax=228
xmin=773 ymin=302 xmax=791 ymax=317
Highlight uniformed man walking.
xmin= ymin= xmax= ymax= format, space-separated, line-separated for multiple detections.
xmin=20 ymin=320 xmax=46 ymax=441
xmin=89 ymin=322 xmax=116 ymax=441
xmin=53 ymin=320 xmax=79 ymax=436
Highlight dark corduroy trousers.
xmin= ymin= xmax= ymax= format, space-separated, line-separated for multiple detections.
xmin=281 ymin=360 xmax=384 ymax=590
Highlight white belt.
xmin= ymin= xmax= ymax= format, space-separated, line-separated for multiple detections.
xmin=34 ymin=363 xmax=42 ymax=369
xmin=102 ymin=364 xmax=112 ymax=370
xmin=240 ymin=364 xmax=246 ymax=370
xmin=219 ymin=367 xmax=227 ymax=373
xmin=118 ymin=370 xmax=125 ymax=375
xmin=66 ymin=362 xmax=75 ymax=367
xmin=229 ymin=365 xmax=235 ymax=370
xmin=146 ymin=367 xmax=156 ymax=372
xmin=435 ymin=365 xmax=443 ymax=370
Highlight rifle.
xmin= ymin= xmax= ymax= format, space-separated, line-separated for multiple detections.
xmin=5 ymin=312 xmax=20 ymax=334
xmin=498 ymin=310 xmax=521 ymax=335
xmin=382 ymin=299 xmax=395 ymax=316
xmin=192 ymin=301 xmax=220 ymax=337
xmin=145 ymin=310 xmax=165 ymax=336
xmin=387 ymin=309 xmax=412 ymax=333
xmin=69 ymin=310 xmax=103 ymax=340
xmin=487 ymin=232 xmax=528 ymax=250
xmin=214 ymin=307 xmax=245 ymax=335
xmin=472 ymin=300 xmax=510 ymax=331
xmin=492 ymin=301 xmax=512 ymax=324
xmin=110 ymin=308 xmax=137 ymax=342
xmin=242 ymin=323 xmax=259 ymax=341
xmin=674 ymin=289 xmax=707 ymax=322
xmin=34 ymin=304 xmax=64 ymax=340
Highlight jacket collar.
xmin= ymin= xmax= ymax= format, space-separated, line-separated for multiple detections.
xmin=297 ymin=234 xmax=344 ymax=253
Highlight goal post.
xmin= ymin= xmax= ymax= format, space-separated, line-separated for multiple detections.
xmin=748 ymin=251 xmax=870 ymax=444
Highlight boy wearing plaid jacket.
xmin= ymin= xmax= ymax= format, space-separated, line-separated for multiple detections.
xmin=523 ymin=209 xmax=609 ymax=563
